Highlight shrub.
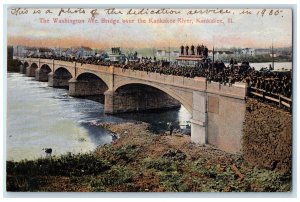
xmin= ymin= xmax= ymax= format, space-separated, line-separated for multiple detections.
xmin=245 ymin=167 xmax=291 ymax=192
xmin=7 ymin=153 xmax=111 ymax=177
xmin=6 ymin=176 xmax=44 ymax=192
xmin=143 ymin=157 xmax=179 ymax=172
xmin=159 ymin=172 xmax=189 ymax=192
xmin=162 ymin=149 xmax=187 ymax=161
xmin=90 ymin=165 xmax=134 ymax=192
xmin=113 ymin=144 xmax=140 ymax=163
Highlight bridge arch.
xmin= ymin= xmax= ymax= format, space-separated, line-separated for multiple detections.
xmin=27 ymin=62 xmax=38 ymax=77
xmin=50 ymin=67 xmax=73 ymax=88
xmin=17 ymin=60 xmax=23 ymax=66
xmin=76 ymin=72 xmax=109 ymax=91
xmin=75 ymin=70 xmax=111 ymax=89
xmin=54 ymin=67 xmax=73 ymax=78
xmin=113 ymin=82 xmax=193 ymax=114
xmin=40 ymin=64 xmax=52 ymax=73
xmin=18 ymin=61 xmax=27 ymax=74
xmin=69 ymin=72 xmax=109 ymax=98
xmin=35 ymin=64 xmax=52 ymax=82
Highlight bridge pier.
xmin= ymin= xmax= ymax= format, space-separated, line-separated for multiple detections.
xmin=68 ymin=79 xmax=108 ymax=97
xmin=104 ymin=91 xmax=114 ymax=114
xmin=26 ymin=66 xmax=36 ymax=77
xmin=20 ymin=64 xmax=26 ymax=74
xmin=48 ymin=69 xmax=73 ymax=88
xmin=48 ymin=72 xmax=54 ymax=87
xmin=191 ymin=120 xmax=207 ymax=145
xmin=35 ymin=69 xmax=50 ymax=81
xmin=190 ymin=92 xmax=207 ymax=145
xmin=48 ymin=73 xmax=71 ymax=88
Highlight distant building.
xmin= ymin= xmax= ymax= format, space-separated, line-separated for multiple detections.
xmin=37 ymin=48 xmax=53 ymax=57
xmin=156 ymin=50 xmax=166 ymax=57
xmin=24 ymin=47 xmax=38 ymax=57
xmin=13 ymin=46 xmax=27 ymax=57
xmin=171 ymin=50 xmax=180 ymax=57
xmin=72 ymin=46 xmax=94 ymax=59
xmin=270 ymin=53 xmax=277 ymax=58
xmin=208 ymin=50 xmax=234 ymax=60
xmin=255 ymin=48 xmax=270 ymax=56
xmin=156 ymin=50 xmax=180 ymax=61
xmin=61 ymin=46 xmax=94 ymax=59
xmin=241 ymin=48 xmax=255 ymax=56
xmin=108 ymin=47 xmax=126 ymax=63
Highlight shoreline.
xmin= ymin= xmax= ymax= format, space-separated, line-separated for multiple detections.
xmin=6 ymin=122 xmax=291 ymax=192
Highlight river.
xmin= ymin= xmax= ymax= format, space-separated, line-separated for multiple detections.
xmin=226 ymin=62 xmax=292 ymax=71
xmin=6 ymin=73 xmax=191 ymax=161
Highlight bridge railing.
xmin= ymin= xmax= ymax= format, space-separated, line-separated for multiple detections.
xmin=248 ymin=87 xmax=292 ymax=111
xmin=40 ymin=59 xmax=54 ymax=64
xmin=80 ymin=63 xmax=113 ymax=74
xmin=206 ymin=81 xmax=247 ymax=99
xmin=54 ymin=60 xmax=74 ymax=67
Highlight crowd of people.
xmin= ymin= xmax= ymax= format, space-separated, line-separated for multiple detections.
xmin=119 ymin=58 xmax=292 ymax=99
xmin=248 ymin=70 xmax=292 ymax=99
xmin=30 ymin=54 xmax=292 ymax=99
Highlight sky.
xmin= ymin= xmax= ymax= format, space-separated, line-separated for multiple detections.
xmin=7 ymin=7 xmax=293 ymax=50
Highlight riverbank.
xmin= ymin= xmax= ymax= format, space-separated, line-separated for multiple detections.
xmin=7 ymin=122 xmax=291 ymax=192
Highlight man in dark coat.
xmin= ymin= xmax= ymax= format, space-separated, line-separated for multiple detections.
xmin=191 ymin=44 xmax=195 ymax=55
xmin=197 ymin=44 xmax=201 ymax=55
xmin=185 ymin=45 xmax=189 ymax=55
xmin=180 ymin=45 xmax=184 ymax=55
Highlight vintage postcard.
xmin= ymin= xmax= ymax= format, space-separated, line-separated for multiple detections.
xmin=5 ymin=5 xmax=293 ymax=193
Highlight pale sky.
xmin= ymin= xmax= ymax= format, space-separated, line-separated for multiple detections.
xmin=7 ymin=7 xmax=293 ymax=49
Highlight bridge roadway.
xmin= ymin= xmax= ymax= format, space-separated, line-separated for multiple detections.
xmin=16 ymin=57 xmax=247 ymax=153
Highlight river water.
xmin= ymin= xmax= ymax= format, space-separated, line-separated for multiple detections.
xmin=6 ymin=73 xmax=191 ymax=161
xmin=226 ymin=62 xmax=292 ymax=71
xmin=250 ymin=62 xmax=292 ymax=70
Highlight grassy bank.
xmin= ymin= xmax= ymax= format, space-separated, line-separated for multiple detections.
xmin=6 ymin=123 xmax=291 ymax=192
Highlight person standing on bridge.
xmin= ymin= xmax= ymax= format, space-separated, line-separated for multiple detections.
xmin=197 ymin=44 xmax=201 ymax=55
xmin=180 ymin=45 xmax=184 ymax=55
xmin=185 ymin=45 xmax=189 ymax=55
xmin=191 ymin=44 xmax=195 ymax=55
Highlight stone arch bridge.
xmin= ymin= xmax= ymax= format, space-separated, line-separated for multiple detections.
xmin=17 ymin=57 xmax=247 ymax=153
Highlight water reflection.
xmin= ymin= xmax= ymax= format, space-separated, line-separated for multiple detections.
xmin=115 ymin=107 xmax=191 ymax=134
